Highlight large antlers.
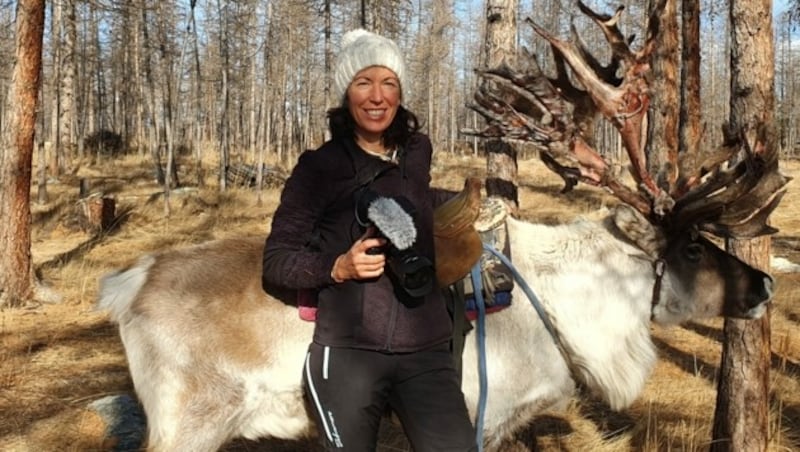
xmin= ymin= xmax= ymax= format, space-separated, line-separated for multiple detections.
xmin=467 ymin=1 xmax=790 ymax=238
xmin=671 ymin=125 xmax=790 ymax=237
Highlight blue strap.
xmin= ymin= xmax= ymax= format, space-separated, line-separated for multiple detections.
xmin=470 ymin=262 xmax=488 ymax=452
xmin=471 ymin=242 xmax=564 ymax=451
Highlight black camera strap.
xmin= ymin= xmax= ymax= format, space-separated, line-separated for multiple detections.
xmin=344 ymin=138 xmax=404 ymax=191
xmin=303 ymin=138 xmax=395 ymax=251
xmin=339 ymin=137 xmax=409 ymax=221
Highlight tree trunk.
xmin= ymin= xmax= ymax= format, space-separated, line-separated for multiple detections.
xmin=679 ymin=0 xmax=702 ymax=159
xmin=37 ymin=142 xmax=48 ymax=204
xmin=482 ymin=0 xmax=518 ymax=210
xmin=0 ymin=0 xmax=46 ymax=308
xmin=711 ymin=1 xmax=775 ymax=450
xmin=49 ymin=0 xmax=62 ymax=178
xmin=190 ymin=0 xmax=204 ymax=187
xmin=646 ymin=0 xmax=679 ymax=189
xmin=159 ymin=1 xmax=183 ymax=217
xmin=132 ymin=0 xmax=146 ymax=158
xmin=140 ymin=2 xmax=164 ymax=188
xmin=217 ymin=0 xmax=230 ymax=191
xmin=91 ymin=6 xmax=105 ymax=160
xmin=713 ymin=238 xmax=772 ymax=452
xmin=58 ymin=0 xmax=76 ymax=168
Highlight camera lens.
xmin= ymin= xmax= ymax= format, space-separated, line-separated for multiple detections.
xmin=404 ymin=267 xmax=433 ymax=291
xmin=390 ymin=251 xmax=435 ymax=298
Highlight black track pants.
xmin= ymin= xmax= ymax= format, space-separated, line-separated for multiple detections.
xmin=303 ymin=342 xmax=478 ymax=452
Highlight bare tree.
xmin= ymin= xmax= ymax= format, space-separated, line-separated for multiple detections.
xmin=414 ymin=0 xmax=454 ymax=149
xmin=48 ymin=0 xmax=62 ymax=178
xmin=157 ymin=0 xmax=180 ymax=216
xmin=482 ymin=0 xmax=519 ymax=210
xmin=711 ymin=1 xmax=777 ymax=450
xmin=188 ymin=0 xmax=204 ymax=186
xmin=789 ymin=0 xmax=800 ymax=22
xmin=776 ymin=12 xmax=797 ymax=157
xmin=89 ymin=5 xmax=105 ymax=155
xmin=140 ymin=2 xmax=163 ymax=186
xmin=680 ymin=0 xmax=702 ymax=159
xmin=646 ymin=0 xmax=680 ymax=189
xmin=217 ymin=0 xmax=231 ymax=190
xmin=129 ymin=0 xmax=146 ymax=158
xmin=0 ymin=0 xmax=45 ymax=308
xmin=60 ymin=0 xmax=76 ymax=165
xmin=255 ymin=2 xmax=273 ymax=206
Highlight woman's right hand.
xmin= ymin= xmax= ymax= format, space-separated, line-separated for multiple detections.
xmin=330 ymin=227 xmax=387 ymax=283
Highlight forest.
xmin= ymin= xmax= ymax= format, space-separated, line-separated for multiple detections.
xmin=0 ymin=0 xmax=799 ymax=451
xmin=0 ymin=0 xmax=798 ymax=177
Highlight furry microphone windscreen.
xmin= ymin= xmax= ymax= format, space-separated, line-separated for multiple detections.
xmin=367 ymin=197 xmax=417 ymax=250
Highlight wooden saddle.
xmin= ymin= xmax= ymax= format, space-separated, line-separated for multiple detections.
xmin=433 ymin=177 xmax=485 ymax=287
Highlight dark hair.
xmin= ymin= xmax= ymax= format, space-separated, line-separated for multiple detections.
xmin=327 ymin=104 xmax=421 ymax=150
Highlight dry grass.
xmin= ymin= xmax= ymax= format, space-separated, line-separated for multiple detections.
xmin=1 ymin=151 xmax=798 ymax=451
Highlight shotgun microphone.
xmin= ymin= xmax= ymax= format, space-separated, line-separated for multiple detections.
xmin=366 ymin=196 xmax=416 ymax=250
xmin=355 ymin=191 xmax=435 ymax=301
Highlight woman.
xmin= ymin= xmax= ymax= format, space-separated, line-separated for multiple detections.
xmin=262 ymin=29 xmax=477 ymax=452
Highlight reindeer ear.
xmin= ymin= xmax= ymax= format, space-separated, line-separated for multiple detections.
xmin=612 ymin=204 xmax=665 ymax=258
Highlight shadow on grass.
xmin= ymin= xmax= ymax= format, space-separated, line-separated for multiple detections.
xmin=0 ymin=320 xmax=131 ymax=438
xmin=507 ymin=415 xmax=576 ymax=451
xmin=34 ymin=205 xmax=135 ymax=273
xmin=652 ymin=337 xmax=720 ymax=384
xmin=680 ymin=322 xmax=800 ymax=376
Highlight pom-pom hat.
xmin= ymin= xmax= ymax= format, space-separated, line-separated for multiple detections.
xmin=333 ymin=29 xmax=407 ymax=104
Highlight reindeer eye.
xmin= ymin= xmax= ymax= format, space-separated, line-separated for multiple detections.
xmin=685 ymin=243 xmax=704 ymax=262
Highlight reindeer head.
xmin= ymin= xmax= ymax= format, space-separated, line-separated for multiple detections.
xmin=467 ymin=1 xmax=790 ymax=320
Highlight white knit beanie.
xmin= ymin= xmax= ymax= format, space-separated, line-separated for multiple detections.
xmin=333 ymin=29 xmax=407 ymax=104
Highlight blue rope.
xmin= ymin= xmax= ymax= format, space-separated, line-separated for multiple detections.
xmin=470 ymin=262 xmax=488 ymax=452
xmin=471 ymin=242 xmax=561 ymax=451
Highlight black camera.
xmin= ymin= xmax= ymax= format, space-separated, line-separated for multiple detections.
xmin=384 ymin=247 xmax=435 ymax=299
xmin=355 ymin=189 xmax=435 ymax=302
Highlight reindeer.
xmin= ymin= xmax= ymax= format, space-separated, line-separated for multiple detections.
xmin=97 ymin=2 xmax=788 ymax=451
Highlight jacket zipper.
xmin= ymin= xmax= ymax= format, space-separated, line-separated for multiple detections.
xmin=383 ymin=298 xmax=398 ymax=352
xmin=384 ymin=152 xmax=409 ymax=352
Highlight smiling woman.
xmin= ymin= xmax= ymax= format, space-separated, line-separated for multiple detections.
xmin=259 ymin=28 xmax=478 ymax=452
